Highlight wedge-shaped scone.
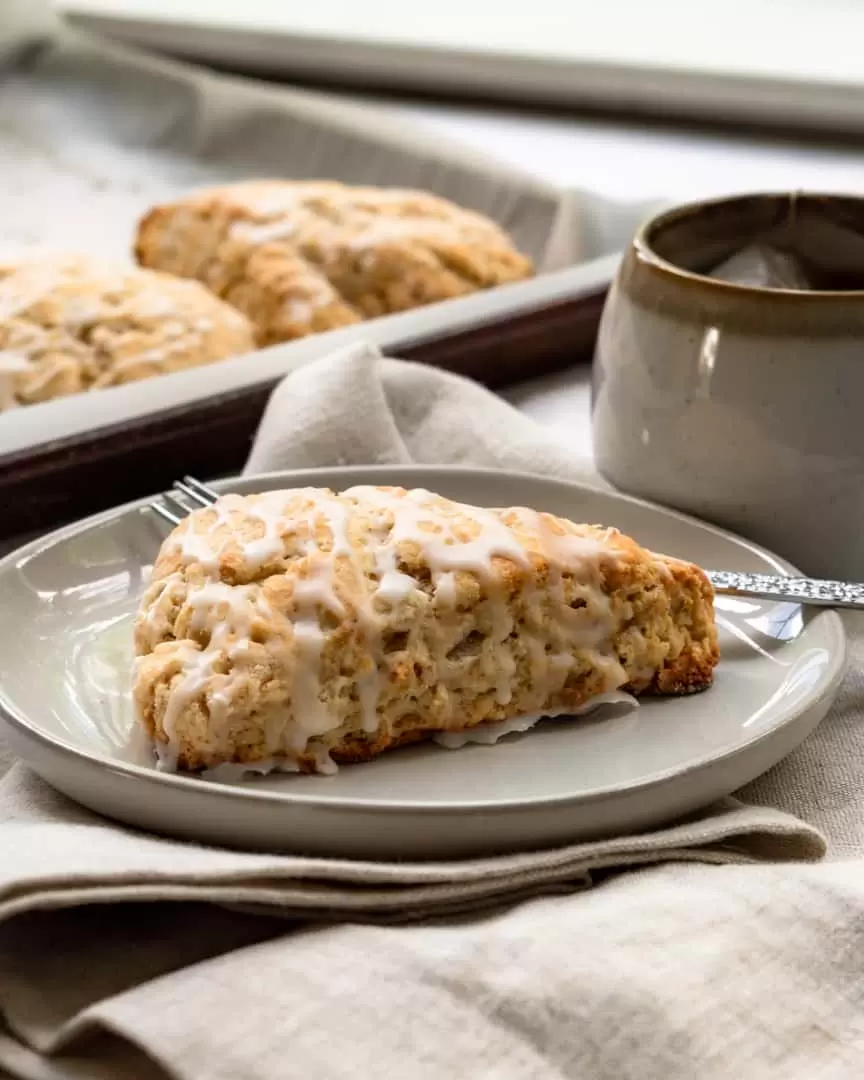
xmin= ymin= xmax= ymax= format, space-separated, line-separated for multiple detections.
xmin=134 ymin=180 xmax=535 ymax=346
xmin=0 ymin=253 xmax=255 ymax=409
xmin=134 ymin=486 xmax=719 ymax=773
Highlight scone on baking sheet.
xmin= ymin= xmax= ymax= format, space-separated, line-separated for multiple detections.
xmin=0 ymin=253 xmax=255 ymax=409
xmin=133 ymin=486 xmax=719 ymax=775
xmin=134 ymin=180 xmax=535 ymax=346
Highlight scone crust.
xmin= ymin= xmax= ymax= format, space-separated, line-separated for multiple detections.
xmin=134 ymin=180 xmax=535 ymax=345
xmin=0 ymin=254 xmax=255 ymax=408
xmin=133 ymin=486 xmax=719 ymax=773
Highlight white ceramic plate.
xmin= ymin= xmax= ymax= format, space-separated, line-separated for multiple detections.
xmin=0 ymin=466 xmax=846 ymax=858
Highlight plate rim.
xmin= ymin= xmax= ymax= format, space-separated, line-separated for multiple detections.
xmin=0 ymin=464 xmax=848 ymax=813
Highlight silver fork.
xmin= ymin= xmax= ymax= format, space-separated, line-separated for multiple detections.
xmin=150 ymin=475 xmax=220 ymax=526
xmin=149 ymin=477 xmax=864 ymax=610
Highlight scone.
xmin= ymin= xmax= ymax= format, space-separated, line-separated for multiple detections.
xmin=134 ymin=180 xmax=535 ymax=346
xmin=0 ymin=253 xmax=255 ymax=409
xmin=133 ymin=486 xmax=719 ymax=774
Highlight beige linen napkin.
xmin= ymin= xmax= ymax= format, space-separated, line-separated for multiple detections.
xmin=2 ymin=343 xmax=864 ymax=1079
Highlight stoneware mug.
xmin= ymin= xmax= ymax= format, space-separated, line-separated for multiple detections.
xmin=592 ymin=191 xmax=864 ymax=581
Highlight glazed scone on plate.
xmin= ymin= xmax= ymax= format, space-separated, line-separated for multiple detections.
xmin=133 ymin=486 xmax=719 ymax=774
xmin=134 ymin=180 xmax=535 ymax=346
xmin=0 ymin=254 xmax=255 ymax=409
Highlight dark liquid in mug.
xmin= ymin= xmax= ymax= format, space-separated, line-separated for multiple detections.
xmin=785 ymin=266 xmax=864 ymax=292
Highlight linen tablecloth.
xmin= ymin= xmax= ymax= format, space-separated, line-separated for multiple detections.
xmin=1 ymin=343 xmax=863 ymax=1079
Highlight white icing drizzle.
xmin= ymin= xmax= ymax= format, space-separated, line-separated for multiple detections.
xmin=346 ymin=486 xmax=532 ymax=581
xmin=291 ymin=575 xmax=345 ymax=738
xmin=149 ymin=487 xmax=636 ymax=776
xmin=230 ymin=218 xmax=298 ymax=246
xmin=0 ymin=256 xmax=252 ymax=409
xmin=175 ymin=532 xmax=220 ymax=574
xmin=432 ymin=692 xmax=638 ymax=749
xmin=152 ymin=581 xmax=274 ymax=765
xmin=201 ymin=742 xmax=337 ymax=783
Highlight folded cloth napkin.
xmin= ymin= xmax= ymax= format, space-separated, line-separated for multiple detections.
xmin=1 ymin=342 xmax=863 ymax=1080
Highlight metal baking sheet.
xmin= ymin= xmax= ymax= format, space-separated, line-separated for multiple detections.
xmin=0 ymin=11 xmax=654 ymax=537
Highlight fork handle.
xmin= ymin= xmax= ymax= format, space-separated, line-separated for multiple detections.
xmin=707 ymin=570 xmax=864 ymax=610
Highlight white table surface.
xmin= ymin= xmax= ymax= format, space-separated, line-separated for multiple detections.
xmin=383 ymin=97 xmax=864 ymax=204
xmin=373 ymin=95 xmax=864 ymax=458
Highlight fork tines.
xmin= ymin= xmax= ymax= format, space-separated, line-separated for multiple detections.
xmin=150 ymin=476 xmax=220 ymax=527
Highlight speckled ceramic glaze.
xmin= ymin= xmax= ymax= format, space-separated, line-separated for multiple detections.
xmin=592 ymin=192 xmax=864 ymax=580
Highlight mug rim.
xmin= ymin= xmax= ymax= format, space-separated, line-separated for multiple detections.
xmin=635 ymin=191 xmax=864 ymax=301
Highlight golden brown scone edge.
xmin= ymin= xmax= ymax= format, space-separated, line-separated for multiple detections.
xmin=133 ymin=486 xmax=719 ymax=774
xmin=134 ymin=180 xmax=535 ymax=346
xmin=0 ymin=253 xmax=255 ymax=408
